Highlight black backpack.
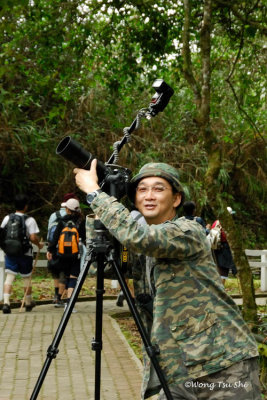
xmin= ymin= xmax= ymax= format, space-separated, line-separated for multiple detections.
xmin=2 ymin=214 xmax=31 ymax=256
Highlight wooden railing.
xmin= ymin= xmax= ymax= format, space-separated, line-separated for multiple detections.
xmin=245 ymin=249 xmax=267 ymax=291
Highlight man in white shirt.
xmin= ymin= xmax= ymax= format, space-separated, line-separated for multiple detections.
xmin=1 ymin=194 xmax=43 ymax=313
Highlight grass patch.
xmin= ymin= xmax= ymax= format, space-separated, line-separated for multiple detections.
xmin=224 ymin=276 xmax=261 ymax=295
xmin=6 ymin=273 xmax=118 ymax=303
xmin=115 ymin=314 xmax=143 ymax=361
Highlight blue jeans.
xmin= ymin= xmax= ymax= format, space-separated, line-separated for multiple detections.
xmin=5 ymin=254 xmax=33 ymax=277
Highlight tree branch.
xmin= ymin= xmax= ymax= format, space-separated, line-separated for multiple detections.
xmin=226 ymin=78 xmax=264 ymax=138
xmin=182 ymin=0 xmax=201 ymax=105
xmin=215 ymin=0 xmax=267 ymax=35
xmin=225 ymin=28 xmax=265 ymax=140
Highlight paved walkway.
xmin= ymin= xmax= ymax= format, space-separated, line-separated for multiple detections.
xmin=0 ymin=300 xmax=149 ymax=400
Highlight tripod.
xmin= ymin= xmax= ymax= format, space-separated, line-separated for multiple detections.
xmin=30 ymin=220 xmax=173 ymax=400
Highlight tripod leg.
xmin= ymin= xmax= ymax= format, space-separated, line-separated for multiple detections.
xmin=91 ymin=253 xmax=106 ymax=400
xmin=109 ymin=255 xmax=174 ymax=400
xmin=30 ymin=250 xmax=94 ymax=400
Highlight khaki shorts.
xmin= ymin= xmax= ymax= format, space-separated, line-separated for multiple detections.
xmin=158 ymin=357 xmax=261 ymax=400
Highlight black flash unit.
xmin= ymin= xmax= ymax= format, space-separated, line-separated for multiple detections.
xmin=148 ymin=79 xmax=174 ymax=116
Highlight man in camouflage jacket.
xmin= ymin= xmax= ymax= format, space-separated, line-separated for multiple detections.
xmin=75 ymin=160 xmax=260 ymax=400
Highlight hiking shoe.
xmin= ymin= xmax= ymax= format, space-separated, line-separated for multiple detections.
xmin=2 ymin=304 xmax=11 ymax=314
xmin=52 ymin=295 xmax=60 ymax=304
xmin=25 ymin=302 xmax=36 ymax=312
xmin=54 ymin=300 xmax=65 ymax=308
xmin=116 ymin=291 xmax=124 ymax=307
xmin=24 ymin=300 xmax=36 ymax=309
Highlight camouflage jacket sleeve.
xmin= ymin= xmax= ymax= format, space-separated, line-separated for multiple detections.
xmin=90 ymin=192 xmax=208 ymax=259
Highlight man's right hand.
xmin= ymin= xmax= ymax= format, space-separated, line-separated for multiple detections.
xmin=74 ymin=159 xmax=100 ymax=194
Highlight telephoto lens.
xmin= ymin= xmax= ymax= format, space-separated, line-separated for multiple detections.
xmin=56 ymin=136 xmax=107 ymax=182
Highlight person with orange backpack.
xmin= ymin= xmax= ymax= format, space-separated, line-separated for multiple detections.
xmin=47 ymin=192 xmax=78 ymax=306
xmin=46 ymin=198 xmax=85 ymax=311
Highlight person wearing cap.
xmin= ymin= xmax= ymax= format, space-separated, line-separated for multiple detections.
xmin=47 ymin=193 xmax=78 ymax=305
xmin=47 ymin=198 xmax=85 ymax=310
xmin=47 ymin=193 xmax=78 ymax=232
xmin=74 ymin=160 xmax=260 ymax=400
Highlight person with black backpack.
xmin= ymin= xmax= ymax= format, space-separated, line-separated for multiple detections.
xmin=46 ymin=198 xmax=85 ymax=311
xmin=0 ymin=194 xmax=43 ymax=314
xmin=47 ymin=192 xmax=78 ymax=306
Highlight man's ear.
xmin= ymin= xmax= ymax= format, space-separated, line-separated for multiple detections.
xmin=173 ymin=193 xmax=182 ymax=208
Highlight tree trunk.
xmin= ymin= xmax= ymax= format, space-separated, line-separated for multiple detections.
xmin=221 ymin=208 xmax=258 ymax=330
xmin=181 ymin=0 xmax=258 ymax=328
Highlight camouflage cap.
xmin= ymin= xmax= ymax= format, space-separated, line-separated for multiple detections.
xmin=128 ymin=162 xmax=184 ymax=207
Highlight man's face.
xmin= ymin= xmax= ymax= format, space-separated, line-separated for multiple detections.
xmin=134 ymin=176 xmax=181 ymax=225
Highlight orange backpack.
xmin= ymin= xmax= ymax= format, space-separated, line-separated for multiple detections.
xmin=58 ymin=220 xmax=79 ymax=258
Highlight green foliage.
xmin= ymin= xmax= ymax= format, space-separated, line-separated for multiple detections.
xmin=0 ymin=0 xmax=266 ymax=246
xmin=259 ymin=344 xmax=267 ymax=358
